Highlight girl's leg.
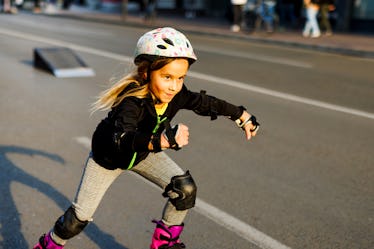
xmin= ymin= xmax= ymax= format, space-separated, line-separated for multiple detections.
xmin=34 ymin=154 xmax=123 ymax=247
xmin=132 ymin=152 xmax=195 ymax=249
xmin=73 ymin=155 xmax=124 ymax=221
xmin=131 ymin=152 xmax=187 ymax=226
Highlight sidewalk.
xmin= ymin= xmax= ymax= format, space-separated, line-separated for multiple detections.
xmin=45 ymin=5 xmax=374 ymax=58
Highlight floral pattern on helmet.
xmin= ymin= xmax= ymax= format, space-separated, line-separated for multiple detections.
xmin=134 ymin=27 xmax=197 ymax=64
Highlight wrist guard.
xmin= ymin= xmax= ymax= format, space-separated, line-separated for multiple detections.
xmin=163 ymin=120 xmax=181 ymax=151
xmin=236 ymin=115 xmax=260 ymax=132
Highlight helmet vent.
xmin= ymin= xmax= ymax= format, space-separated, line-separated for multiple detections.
xmin=163 ymin=38 xmax=175 ymax=46
xmin=157 ymin=45 xmax=167 ymax=49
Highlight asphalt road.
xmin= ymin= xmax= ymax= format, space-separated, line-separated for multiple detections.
xmin=0 ymin=14 xmax=373 ymax=249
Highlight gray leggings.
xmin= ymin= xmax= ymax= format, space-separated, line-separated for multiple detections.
xmin=52 ymin=152 xmax=187 ymax=245
xmin=51 ymin=152 xmax=188 ymax=245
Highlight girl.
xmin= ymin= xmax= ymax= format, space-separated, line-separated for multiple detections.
xmin=33 ymin=27 xmax=259 ymax=249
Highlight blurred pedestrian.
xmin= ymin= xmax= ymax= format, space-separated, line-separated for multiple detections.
xmin=255 ymin=0 xmax=277 ymax=33
xmin=185 ymin=0 xmax=196 ymax=19
xmin=62 ymin=0 xmax=72 ymax=10
xmin=243 ymin=0 xmax=258 ymax=31
xmin=1 ymin=0 xmax=18 ymax=13
xmin=32 ymin=27 xmax=260 ymax=249
xmin=43 ymin=0 xmax=58 ymax=14
xmin=144 ymin=0 xmax=157 ymax=22
xmin=33 ymin=0 xmax=42 ymax=13
xmin=318 ymin=0 xmax=335 ymax=35
xmin=231 ymin=0 xmax=247 ymax=32
xmin=302 ymin=0 xmax=320 ymax=38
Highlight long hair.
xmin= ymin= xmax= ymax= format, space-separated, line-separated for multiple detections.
xmin=91 ymin=57 xmax=177 ymax=113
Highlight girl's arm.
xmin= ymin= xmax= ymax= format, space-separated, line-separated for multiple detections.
xmin=179 ymin=86 xmax=260 ymax=141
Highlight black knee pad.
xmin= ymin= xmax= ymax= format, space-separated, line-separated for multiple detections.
xmin=162 ymin=170 xmax=197 ymax=211
xmin=54 ymin=206 xmax=89 ymax=240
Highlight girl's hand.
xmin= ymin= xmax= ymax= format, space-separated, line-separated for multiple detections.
xmin=174 ymin=123 xmax=189 ymax=147
xmin=237 ymin=111 xmax=259 ymax=140
xmin=161 ymin=123 xmax=189 ymax=149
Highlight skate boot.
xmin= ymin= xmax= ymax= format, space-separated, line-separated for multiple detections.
xmin=150 ymin=220 xmax=186 ymax=249
xmin=33 ymin=232 xmax=64 ymax=249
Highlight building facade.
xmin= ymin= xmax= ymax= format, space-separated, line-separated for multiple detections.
xmin=350 ymin=0 xmax=374 ymax=32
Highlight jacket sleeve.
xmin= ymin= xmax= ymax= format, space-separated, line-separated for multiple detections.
xmin=177 ymin=85 xmax=245 ymax=121
xmin=110 ymin=97 xmax=152 ymax=152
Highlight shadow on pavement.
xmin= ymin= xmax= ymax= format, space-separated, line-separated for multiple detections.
xmin=0 ymin=145 xmax=128 ymax=249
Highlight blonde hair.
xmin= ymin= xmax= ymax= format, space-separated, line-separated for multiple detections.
xmin=91 ymin=58 xmax=177 ymax=113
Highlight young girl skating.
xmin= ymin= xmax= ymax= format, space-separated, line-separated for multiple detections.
xmin=33 ymin=27 xmax=259 ymax=249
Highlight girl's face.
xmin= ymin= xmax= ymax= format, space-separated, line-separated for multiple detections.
xmin=149 ymin=59 xmax=189 ymax=104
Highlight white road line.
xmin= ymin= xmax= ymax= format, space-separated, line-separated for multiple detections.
xmin=194 ymin=199 xmax=291 ymax=249
xmin=195 ymin=45 xmax=313 ymax=69
xmin=1 ymin=27 xmax=372 ymax=120
xmin=0 ymin=28 xmax=132 ymax=62
xmin=189 ymin=71 xmax=374 ymax=120
xmin=74 ymin=136 xmax=292 ymax=249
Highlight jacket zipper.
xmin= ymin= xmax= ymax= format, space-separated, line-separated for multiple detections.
xmin=127 ymin=115 xmax=167 ymax=170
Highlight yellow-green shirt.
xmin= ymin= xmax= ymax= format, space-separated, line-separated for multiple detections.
xmin=155 ymin=103 xmax=168 ymax=116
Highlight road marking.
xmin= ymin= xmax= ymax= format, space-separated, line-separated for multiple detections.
xmin=195 ymin=45 xmax=313 ymax=68
xmin=188 ymin=71 xmax=374 ymax=120
xmin=194 ymin=199 xmax=292 ymax=249
xmin=74 ymin=136 xmax=292 ymax=249
xmin=1 ymin=27 xmax=372 ymax=120
xmin=0 ymin=27 xmax=132 ymax=62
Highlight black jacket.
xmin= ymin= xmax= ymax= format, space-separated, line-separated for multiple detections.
xmin=91 ymin=84 xmax=244 ymax=170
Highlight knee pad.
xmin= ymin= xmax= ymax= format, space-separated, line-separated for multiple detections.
xmin=162 ymin=170 xmax=197 ymax=211
xmin=54 ymin=206 xmax=89 ymax=240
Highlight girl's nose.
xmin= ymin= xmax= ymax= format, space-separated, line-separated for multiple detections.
xmin=169 ymin=80 xmax=177 ymax=91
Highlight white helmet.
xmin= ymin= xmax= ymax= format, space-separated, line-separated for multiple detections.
xmin=134 ymin=27 xmax=197 ymax=65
